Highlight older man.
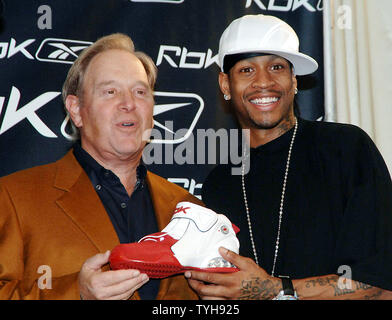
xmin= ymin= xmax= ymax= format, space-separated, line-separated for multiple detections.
xmin=0 ymin=33 xmax=200 ymax=300
xmin=186 ymin=14 xmax=392 ymax=300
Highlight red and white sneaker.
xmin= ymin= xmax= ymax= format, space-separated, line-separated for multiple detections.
xmin=109 ymin=201 xmax=240 ymax=278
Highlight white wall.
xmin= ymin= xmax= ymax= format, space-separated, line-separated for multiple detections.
xmin=325 ymin=0 xmax=392 ymax=174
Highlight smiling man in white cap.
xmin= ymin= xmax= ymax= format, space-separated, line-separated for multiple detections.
xmin=185 ymin=14 xmax=392 ymax=300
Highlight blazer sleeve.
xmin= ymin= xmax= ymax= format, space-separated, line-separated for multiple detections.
xmin=0 ymin=184 xmax=81 ymax=300
xmin=0 ymin=183 xmax=25 ymax=299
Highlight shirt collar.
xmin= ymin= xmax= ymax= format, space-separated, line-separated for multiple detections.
xmin=72 ymin=142 xmax=147 ymax=187
xmin=251 ymin=117 xmax=303 ymax=156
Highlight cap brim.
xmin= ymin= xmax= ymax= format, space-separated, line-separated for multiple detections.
xmin=221 ymin=49 xmax=318 ymax=76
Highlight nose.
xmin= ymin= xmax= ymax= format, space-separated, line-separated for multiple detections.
xmin=252 ymin=69 xmax=274 ymax=90
xmin=119 ymin=91 xmax=136 ymax=112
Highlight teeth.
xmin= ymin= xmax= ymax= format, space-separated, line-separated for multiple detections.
xmin=250 ymin=97 xmax=279 ymax=105
xmin=122 ymin=123 xmax=134 ymax=127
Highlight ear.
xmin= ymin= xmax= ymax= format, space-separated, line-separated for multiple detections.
xmin=292 ymin=75 xmax=298 ymax=94
xmin=65 ymin=95 xmax=83 ymax=128
xmin=218 ymin=72 xmax=231 ymax=98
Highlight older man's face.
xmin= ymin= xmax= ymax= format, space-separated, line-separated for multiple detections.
xmin=72 ymin=49 xmax=154 ymax=163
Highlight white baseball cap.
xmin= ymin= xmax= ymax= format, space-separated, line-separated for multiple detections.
xmin=218 ymin=14 xmax=318 ymax=75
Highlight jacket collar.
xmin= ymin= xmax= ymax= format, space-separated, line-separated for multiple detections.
xmin=54 ymin=149 xmax=119 ymax=252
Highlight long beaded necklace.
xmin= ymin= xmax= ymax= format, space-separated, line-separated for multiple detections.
xmin=241 ymin=118 xmax=298 ymax=277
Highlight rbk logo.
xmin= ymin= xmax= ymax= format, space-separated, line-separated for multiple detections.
xmin=174 ymin=206 xmax=191 ymax=214
xmin=157 ymin=45 xmax=218 ymax=69
xmin=35 ymin=38 xmax=92 ymax=64
xmin=0 ymin=87 xmax=61 ymax=137
xmin=245 ymin=0 xmax=322 ymax=12
xmin=0 ymin=38 xmax=36 ymax=59
xmin=168 ymin=178 xmax=202 ymax=199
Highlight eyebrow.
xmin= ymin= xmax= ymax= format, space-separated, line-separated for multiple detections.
xmin=95 ymin=80 xmax=150 ymax=89
xmin=95 ymin=80 xmax=117 ymax=88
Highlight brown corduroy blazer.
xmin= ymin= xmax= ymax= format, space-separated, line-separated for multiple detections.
xmin=0 ymin=150 xmax=201 ymax=300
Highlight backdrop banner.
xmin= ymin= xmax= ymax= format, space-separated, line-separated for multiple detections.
xmin=0 ymin=0 xmax=324 ymax=199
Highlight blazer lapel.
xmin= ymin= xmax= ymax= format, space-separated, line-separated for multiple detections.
xmin=146 ymin=171 xmax=176 ymax=230
xmin=54 ymin=150 xmax=119 ymax=253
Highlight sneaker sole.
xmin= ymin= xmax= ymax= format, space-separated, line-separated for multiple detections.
xmin=111 ymin=260 xmax=239 ymax=278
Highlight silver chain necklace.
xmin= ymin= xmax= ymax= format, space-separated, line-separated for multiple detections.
xmin=241 ymin=118 xmax=298 ymax=277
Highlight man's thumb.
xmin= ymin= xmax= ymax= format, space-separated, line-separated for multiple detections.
xmin=84 ymin=250 xmax=111 ymax=271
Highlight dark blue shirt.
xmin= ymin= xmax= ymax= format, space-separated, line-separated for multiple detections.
xmin=73 ymin=143 xmax=160 ymax=299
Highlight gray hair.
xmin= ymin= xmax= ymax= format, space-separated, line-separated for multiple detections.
xmin=62 ymin=33 xmax=157 ymax=140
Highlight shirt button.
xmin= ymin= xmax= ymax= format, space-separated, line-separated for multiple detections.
xmin=95 ymin=184 xmax=101 ymax=191
xmin=120 ymin=202 xmax=127 ymax=209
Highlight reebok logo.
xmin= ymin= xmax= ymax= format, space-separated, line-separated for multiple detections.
xmin=0 ymin=38 xmax=36 ymax=59
xmin=245 ymin=0 xmax=322 ymax=12
xmin=168 ymin=178 xmax=202 ymax=199
xmin=151 ymin=91 xmax=204 ymax=144
xmin=156 ymin=45 xmax=218 ymax=69
xmin=0 ymin=38 xmax=91 ymax=63
xmin=174 ymin=206 xmax=191 ymax=214
xmin=0 ymin=87 xmax=61 ymax=138
xmin=35 ymin=38 xmax=92 ymax=64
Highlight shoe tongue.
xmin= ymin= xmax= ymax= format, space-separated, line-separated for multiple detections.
xmin=161 ymin=218 xmax=189 ymax=240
